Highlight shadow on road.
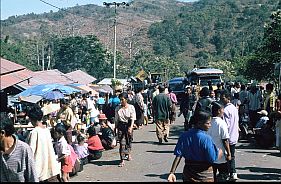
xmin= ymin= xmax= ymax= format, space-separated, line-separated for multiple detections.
xmin=236 ymin=143 xmax=257 ymax=149
xmin=244 ymin=150 xmax=281 ymax=157
xmin=89 ymin=159 xmax=120 ymax=166
xmin=132 ymin=140 xmax=158 ymax=144
xmin=169 ymin=126 xmax=184 ymax=137
xmin=167 ymin=137 xmax=180 ymax=140
xmin=132 ymin=140 xmax=176 ymax=146
xmin=236 ymin=142 xmax=279 ymax=152
xmin=238 ymin=173 xmax=280 ymax=181
xmin=237 ymin=166 xmax=281 ymax=174
xmin=145 ymin=172 xmax=182 ymax=181
xmin=146 ymin=150 xmax=174 ymax=154
xmin=237 ymin=166 xmax=281 ymax=180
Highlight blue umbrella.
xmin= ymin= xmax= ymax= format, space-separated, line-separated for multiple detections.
xmin=43 ymin=90 xmax=64 ymax=100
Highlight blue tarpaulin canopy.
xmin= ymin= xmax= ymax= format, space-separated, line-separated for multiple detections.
xmin=17 ymin=83 xmax=81 ymax=97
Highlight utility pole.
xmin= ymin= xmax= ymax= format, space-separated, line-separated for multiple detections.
xmin=103 ymin=2 xmax=129 ymax=79
xmin=42 ymin=44 xmax=45 ymax=71
xmin=47 ymin=46 xmax=51 ymax=70
xmin=36 ymin=42 xmax=40 ymax=66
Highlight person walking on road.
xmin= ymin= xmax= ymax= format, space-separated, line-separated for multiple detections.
xmin=152 ymin=85 xmax=172 ymax=144
xmin=133 ymin=87 xmax=145 ymax=129
xmin=179 ymin=86 xmax=196 ymax=131
xmin=207 ymin=102 xmax=231 ymax=182
xmin=220 ymin=90 xmax=240 ymax=181
xmin=167 ymin=111 xmax=222 ymax=182
xmin=114 ymin=92 xmax=136 ymax=167
xmin=168 ymin=87 xmax=178 ymax=125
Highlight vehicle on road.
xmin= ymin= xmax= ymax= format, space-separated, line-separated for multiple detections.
xmin=185 ymin=67 xmax=224 ymax=90
xmin=168 ymin=77 xmax=187 ymax=103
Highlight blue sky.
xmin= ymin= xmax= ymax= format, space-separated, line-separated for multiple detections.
xmin=1 ymin=0 xmax=198 ymax=20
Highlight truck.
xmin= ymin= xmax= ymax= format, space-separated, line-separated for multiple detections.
xmin=185 ymin=67 xmax=224 ymax=90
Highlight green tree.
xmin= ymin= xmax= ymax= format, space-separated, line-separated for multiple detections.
xmin=53 ymin=35 xmax=110 ymax=79
xmin=245 ymin=9 xmax=281 ymax=81
xmin=131 ymin=51 xmax=181 ymax=79
xmin=1 ymin=39 xmax=40 ymax=71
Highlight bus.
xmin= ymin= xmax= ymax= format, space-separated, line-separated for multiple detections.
xmin=186 ymin=67 xmax=224 ymax=90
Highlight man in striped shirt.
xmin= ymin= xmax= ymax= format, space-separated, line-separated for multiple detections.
xmin=0 ymin=114 xmax=38 ymax=182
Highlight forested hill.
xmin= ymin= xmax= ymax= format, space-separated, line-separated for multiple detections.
xmin=148 ymin=0 xmax=281 ymax=68
xmin=1 ymin=0 xmax=188 ymax=57
xmin=1 ymin=0 xmax=280 ymax=80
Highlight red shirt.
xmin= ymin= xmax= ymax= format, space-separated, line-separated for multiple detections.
xmin=87 ymin=135 xmax=104 ymax=151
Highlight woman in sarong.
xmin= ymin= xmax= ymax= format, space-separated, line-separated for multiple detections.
xmin=114 ymin=92 xmax=136 ymax=167
xmin=167 ymin=110 xmax=223 ymax=182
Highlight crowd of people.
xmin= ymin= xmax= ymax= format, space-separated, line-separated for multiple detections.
xmin=0 ymin=83 xmax=176 ymax=182
xmin=1 ymin=81 xmax=280 ymax=182
xmin=168 ymin=81 xmax=281 ymax=182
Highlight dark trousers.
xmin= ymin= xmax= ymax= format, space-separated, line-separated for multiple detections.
xmin=212 ymin=163 xmax=228 ymax=182
xmin=228 ymin=144 xmax=236 ymax=174
xmin=249 ymin=110 xmax=259 ymax=128
xmin=88 ymin=149 xmax=103 ymax=161
xmin=117 ymin=122 xmax=133 ymax=160
xmin=79 ymin=157 xmax=89 ymax=171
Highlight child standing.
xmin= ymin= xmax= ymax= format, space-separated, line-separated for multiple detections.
xmin=53 ymin=124 xmax=72 ymax=182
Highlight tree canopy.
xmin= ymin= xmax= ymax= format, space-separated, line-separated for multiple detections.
xmin=244 ymin=9 xmax=281 ymax=81
xmin=52 ymin=35 xmax=111 ymax=79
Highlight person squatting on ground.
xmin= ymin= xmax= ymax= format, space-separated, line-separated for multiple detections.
xmin=0 ymin=115 xmax=38 ymax=182
xmin=167 ymin=111 xmax=223 ymax=182
xmin=98 ymin=113 xmax=117 ymax=150
xmin=114 ymin=92 xmax=136 ymax=167
xmin=87 ymin=125 xmax=104 ymax=161
xmin=152 ymin=85 xmax=172 ymax=144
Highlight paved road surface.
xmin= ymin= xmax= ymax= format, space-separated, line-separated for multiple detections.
xmin=70 ymin=109 xmax=281 ymax=182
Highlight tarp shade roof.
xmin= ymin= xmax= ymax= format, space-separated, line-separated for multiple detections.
xmin=16 ymin=69 xmax=77 ymax=90
xmin=66 ymin=70 xmax=96 ymax=85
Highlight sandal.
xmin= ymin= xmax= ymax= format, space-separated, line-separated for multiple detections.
xmin=118 ymin=161 xmax=125 ymax=167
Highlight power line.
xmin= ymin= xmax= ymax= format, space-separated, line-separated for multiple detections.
xmin=38 ymin=0 xmax=102 ymax=23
